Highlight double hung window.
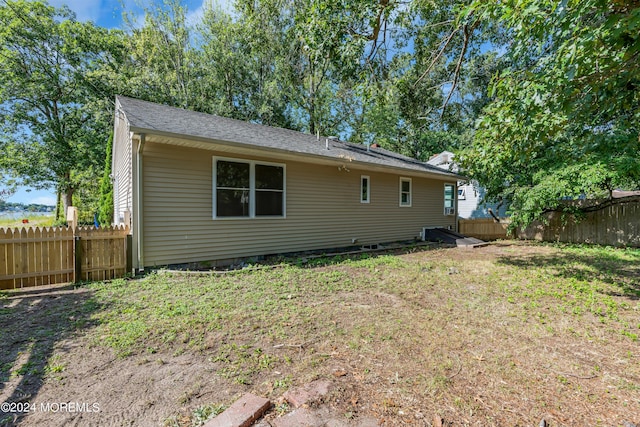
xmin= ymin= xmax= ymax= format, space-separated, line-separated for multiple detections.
xmin=444 ymin=183 xmax=455 ymax=215
xmin=399 ymin=178 xmax=412 ymax=207
xmin=214 ymin=158 xmax=285 ymax=218
xmin=361 ymin=176 xmax=370 ymax=203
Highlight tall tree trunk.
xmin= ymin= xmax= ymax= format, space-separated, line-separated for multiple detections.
xmin=308 ymin=93 xmax=316 ymax=136
xmin=62 ymin=189 xmax=74 ymax=216
xmin=55 ymin=188 xmax=62 ymax=222
xmin=60 ymin=171 xmax=74 ymax=219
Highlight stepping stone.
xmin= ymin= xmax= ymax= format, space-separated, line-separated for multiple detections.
xmin=282 ymin=379 xmax=332 ymax=408
xmin=204 ymin=393 xmax=270 ymax=427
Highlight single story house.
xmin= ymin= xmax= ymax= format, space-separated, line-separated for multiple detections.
xmin=112 ymin=96 xmax=463 ymax=270
xmin=427 ymin=151 xmax=509 ymax=220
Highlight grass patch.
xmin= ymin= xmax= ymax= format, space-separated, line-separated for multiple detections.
xmin=78 ymin=243 xmax=640 ymax=425
xmin=496 ymin=243 xmax=640 ymax=325
xmin=0 ymin=214 xmax=55 ymax=228
xmin=88 ymin=244 xmax=640 ymax=358
xmin=163 ymin=403 xmax=226 ymax=427
xmin=89 ymin=265 xmax=362 ymax=357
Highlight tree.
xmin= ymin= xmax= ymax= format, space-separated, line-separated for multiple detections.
xmin=459 ymin=0 xmax=640 ymax=227
xmin=196 ymin=0 xmax=401 ymax=138
xmin=98 ymin=132 xmax=114 ymax=226
xmin=230 ymin=0 xmax=341 ymax=135
xmin=0 ymin=0 xmax=121 ymax=215
xmin=195 ymin=2 xmax=292 ymax=126
xmin=0 ymin=187 xmax=15 ymax=202
xmin=121 ymin=0 xmax=201 ymax=110
xmin=0 ymin=171 xmax=16 ymax=202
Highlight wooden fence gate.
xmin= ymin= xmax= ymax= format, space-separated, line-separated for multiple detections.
xmin=0 ymin=225 xmax=131 ymax=290
xmin=458 ymin=218 xmax=511 ymax=240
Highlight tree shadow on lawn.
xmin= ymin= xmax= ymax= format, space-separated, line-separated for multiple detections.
xmin=496 ymin=248 xmax=640 ymax=300
xmin=0 ymin=284 xmax=105 ymax=426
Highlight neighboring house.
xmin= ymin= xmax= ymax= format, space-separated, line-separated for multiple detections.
xmin=426 ymin=151 xmax=509 ymax=220
xmin=112 ymin=96 xmax=463 ymax=270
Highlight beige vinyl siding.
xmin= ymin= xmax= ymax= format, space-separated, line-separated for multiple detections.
xmin=141 ymin=141 xmax=456 ymax=266
xmin=112 ymin=107 xmax=133 ymax=226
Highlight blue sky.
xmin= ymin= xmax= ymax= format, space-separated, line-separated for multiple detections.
xmin=47 ymin=0 xmax=230 ymax=29
xmin=8 ymin=0 xmax=231 ymax=206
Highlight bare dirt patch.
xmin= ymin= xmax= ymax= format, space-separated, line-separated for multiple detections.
xmin=1 ymin=242 xmax=639 ymax=426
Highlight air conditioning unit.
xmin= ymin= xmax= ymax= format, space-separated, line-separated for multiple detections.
xmin=422 ymin=226 xmax=445 ymax=241
xmin=444 ymin=207 xmax=456 ymax=216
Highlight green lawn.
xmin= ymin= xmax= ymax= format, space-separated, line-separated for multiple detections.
xmin=2 ymin=242 xmax=639 ymax=426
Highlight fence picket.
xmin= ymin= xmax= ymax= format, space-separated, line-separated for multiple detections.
xmin=26 ymin=227 xmax=35 ymax=287
xmin=42 ymin=227 xmax=51 ymax=285
xmin=52 ymin=227 xmax=61 ymax=284
xmin=18 ymin=228 xmax=27 ymax=288
xmin=0 ymin=229 xmax=10 ymax=289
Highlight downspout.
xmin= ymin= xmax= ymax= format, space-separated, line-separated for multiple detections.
xmin=136 ymin=133 xmax=145 ymax=271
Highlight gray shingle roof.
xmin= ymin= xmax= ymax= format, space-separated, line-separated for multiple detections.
xmin=116 ymin=96 xmax=460 ymax=179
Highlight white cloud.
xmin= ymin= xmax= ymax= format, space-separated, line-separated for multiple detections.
xmin=187 ymin=0 xmax=235 ymax=26
xmin=186 ymin=3 xmax=205 ymax=26
xmin=47 ymin=0 xmax=103 ymax=23
xmin=119 ymin=0 xmax=234 ymax=31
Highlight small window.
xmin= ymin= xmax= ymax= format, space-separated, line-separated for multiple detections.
xmin=361 ymin=175 xmax=370 ymax=203
xmin=399 ymin=177 xmax=412 ymax=207
xmin=444 ymin=183 xmax=455 ymax=215
xmin=458 ymin=187 xmax=466 ymax=200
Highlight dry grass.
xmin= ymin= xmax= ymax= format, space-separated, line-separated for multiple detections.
xmin=1 ymin=241 xmax=639 ymax=426
xmin=0 ymin=214 xmax=55 ymax=228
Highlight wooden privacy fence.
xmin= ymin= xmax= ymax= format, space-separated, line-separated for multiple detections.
xmin=0 ymin=225 xmax=131 ymax=290
xmin=458 ymin=218 xmax=511 ymax=240
xmin=458 ymin=198 xmax=640 ymax=247
xmin=519 ymin=199 xmax=640 ymax=247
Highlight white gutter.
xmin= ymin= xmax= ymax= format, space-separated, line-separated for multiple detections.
xmin=128 ymin=128 xmax=466 ymax=181
xmin=135 ymin=133 xmax=145 ymax=271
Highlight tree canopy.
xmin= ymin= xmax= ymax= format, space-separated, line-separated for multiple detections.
xmin=459 ymin=0 xmax=640 ymax=227
xmin=0 ymin=0 xmax=122 ymax=217
xmin=0 ymin=0 xmax=637 ymax=226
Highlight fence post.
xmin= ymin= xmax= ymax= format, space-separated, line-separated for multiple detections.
xmin=126 ymin=234 xmax=133 ymax=276
xmin=74 ymin=236 xmax=82 ymax=283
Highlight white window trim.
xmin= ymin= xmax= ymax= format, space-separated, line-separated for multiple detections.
xmin=458 ymin=187 xmax=466 ymax=200
xmin=212 ymin=156 xmax=286 ymax=219
xmin=360 ymin=175 xmax=370 ymax=204
xmin=399 ymin=177 xmax=412 ymax=207
xmin=444 ymin=182 xmax=456 ymax=215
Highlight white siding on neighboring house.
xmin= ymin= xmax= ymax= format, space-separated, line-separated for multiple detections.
xmin=427 ymin=151 xmax=509 ymax=220
xmin=457 ymin=183 xmax=509 ymax=219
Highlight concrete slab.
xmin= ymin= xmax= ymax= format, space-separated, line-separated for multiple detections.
xmin=422 ymin=228 xmax=489 ymax=248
